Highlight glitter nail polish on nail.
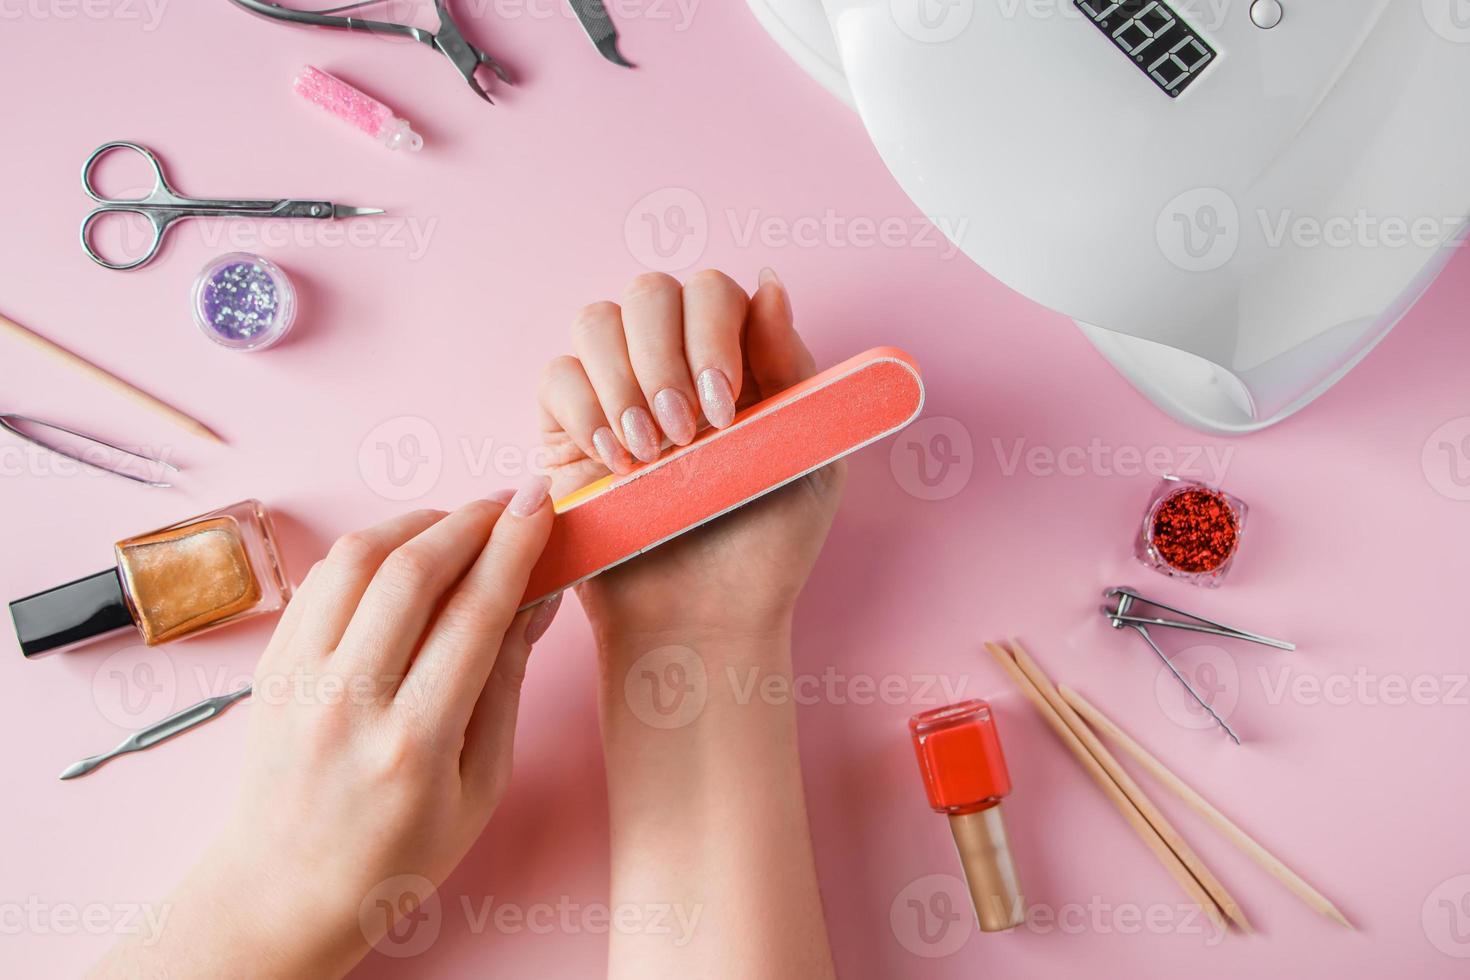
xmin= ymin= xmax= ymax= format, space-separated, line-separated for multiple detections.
xmin=593 ymin=427 xmax=633 ymax=474
xmin=759 ymin=267 xmax=780 ymax=288
xmin=509 ymin=476 xmax=551 ymax=517
xmin=525 ymin=592 xmax=562 ymax=644
xmin=653 ymin=388 xmax=697 ymax=445
xmin=621 ymin=407 xmax=661 ymax=463
xmin=696 ymin=368 xmax=737 ymax=428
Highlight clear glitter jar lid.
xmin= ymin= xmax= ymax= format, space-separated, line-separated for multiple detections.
xmin=190 ymin=252 xmax=296 ymax=351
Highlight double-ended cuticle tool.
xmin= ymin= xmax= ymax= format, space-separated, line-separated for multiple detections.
xmin=1101 ymin=587 xmax=1294 ymax=745
xmin=59 ymin=686 xmax=252 ymax=780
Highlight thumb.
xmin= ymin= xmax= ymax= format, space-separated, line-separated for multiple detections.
xmin=744 ymin=268 xmax=817 ymax=398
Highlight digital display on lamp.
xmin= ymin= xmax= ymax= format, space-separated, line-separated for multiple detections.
xmin=1075 ymin=0 xmax=1216 ymax=98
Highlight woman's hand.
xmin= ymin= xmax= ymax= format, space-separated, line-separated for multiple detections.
xmin=92 ymin=485 xmax=558 ymax=980
xmin=538 ymin=268 xmax=845 ymax=645
xmin=540 ymin=270 xmax=840 ymax=979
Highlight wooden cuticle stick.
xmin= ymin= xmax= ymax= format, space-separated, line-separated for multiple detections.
xmin=983 ymin=641 xmax=1230 ymax=935
xmin=0 ymin=310 xmax=223 ymax=444
xmin=1059 ymin=685 xmax=1353 ymax=930
xmin=1004 ymin=639 xmax=1253 ymax=934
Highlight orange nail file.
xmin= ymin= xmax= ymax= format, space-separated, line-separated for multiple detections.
xmin=521 ymin=347 xmax=924 ymax=607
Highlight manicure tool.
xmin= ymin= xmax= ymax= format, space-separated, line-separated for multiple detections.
xmin=228 ymin=0 xmax=513 ymax=103
xmin=0 ymin=414 xmax=178 ymax=488
xmin=520 ymin=347 xmax=923 ymax=608
xmin=59 ymin=686 xmax=252 ymax=780
xmin=566 ymin=0 xmax=634 ymax=67
xmin=1101 ymin=587 xmax=1294 ymax=744
xmin=0 ymin=308 xmax=221 ymax=441
xmin=80 ymin=141 xmax=385 ymax=272
xmin=986 ymin=640 xmax=1242 ymax=933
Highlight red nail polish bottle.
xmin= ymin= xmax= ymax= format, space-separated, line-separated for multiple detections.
xmin=909 ymin=700 xmax=1025 ymax=932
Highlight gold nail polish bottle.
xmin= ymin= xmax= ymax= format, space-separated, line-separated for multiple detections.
xmin=10 ymin=500 xmax=291 ymax=657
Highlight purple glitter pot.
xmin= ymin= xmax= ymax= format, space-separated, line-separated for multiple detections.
xmin=191 ymin=252 xmax=296 ymax=351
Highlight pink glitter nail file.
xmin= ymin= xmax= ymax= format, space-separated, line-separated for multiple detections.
xmin=293 ymin=66 xmax=423 ymax=152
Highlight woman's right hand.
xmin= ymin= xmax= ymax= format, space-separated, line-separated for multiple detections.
xmin=92 ymin=486 xmax=559 ymax=980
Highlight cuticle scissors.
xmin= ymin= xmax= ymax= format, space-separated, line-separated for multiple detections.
xmin=228 ymin=0 xmax=515 ymax=104
xmin=80 ymin=141 xmax=385 ymax=272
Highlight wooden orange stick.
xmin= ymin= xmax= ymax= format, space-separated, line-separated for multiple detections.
xmin=1059 ymin=685 xmax=1353 ymax=929
xmin=0 ymin=310 xmax=222 ymax=444
xmin=1005 ymin=639 xmax=1252 ymax=933
xmin=983 ymin=641 xmax=1230 ymax=935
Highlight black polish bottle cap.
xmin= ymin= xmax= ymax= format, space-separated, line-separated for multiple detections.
xmin=10 ymin=568 xmax=135 ymax=658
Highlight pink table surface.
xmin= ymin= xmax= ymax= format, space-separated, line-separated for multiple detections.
xmin=2 ymin=3 xmax=1468 ymax=977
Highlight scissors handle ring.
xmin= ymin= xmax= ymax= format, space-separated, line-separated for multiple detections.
xmin=79 ymin=205 xmax=168 ymax=272
xmin=81 ymin=141 xmax=173 ymax=205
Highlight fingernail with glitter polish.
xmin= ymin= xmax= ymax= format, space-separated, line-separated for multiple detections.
xmin=593 ymin=426 xmax=635 ymax=474
xmin=487 ymin=488 xmax=516 ymax=505
xmin=621 ymin=406 xmax=661 ymax=463
xmin=696 ymin=368 xmax=736 ymax=428
xmin=525 ymin=592 xmax=562 ymax=645
xmin=653 ymin=388 xmax=697 ymax=445
xmin=509 ymin=475 xmax=551 ymax=517
xmin=759 ymin=267 xmax=780 ymax=289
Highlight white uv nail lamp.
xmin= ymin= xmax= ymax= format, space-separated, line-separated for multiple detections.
xmin=746 ymin=0 xmax=1470 ymax=433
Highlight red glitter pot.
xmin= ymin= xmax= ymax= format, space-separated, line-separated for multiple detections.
xmin=1135 ymin=476 xmax=1248 ymax=587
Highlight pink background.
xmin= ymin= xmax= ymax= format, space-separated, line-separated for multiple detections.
xmin=2 ymin=2 xmax=1469 ymax=976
